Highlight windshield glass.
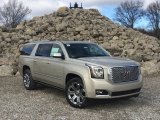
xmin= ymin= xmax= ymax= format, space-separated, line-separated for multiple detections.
xmin=64 ymin=43 xmax=110 ymax=58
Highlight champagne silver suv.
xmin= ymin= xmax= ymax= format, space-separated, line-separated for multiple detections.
xmin=18 ymin=41 xmax=142 ymax=108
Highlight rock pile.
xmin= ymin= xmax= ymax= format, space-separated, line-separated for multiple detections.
xmin=0 ymin=7 xmax=160 ymax=75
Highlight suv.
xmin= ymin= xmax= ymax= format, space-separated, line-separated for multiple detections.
xmin=19 ymin=41 xmax=142 ymax=108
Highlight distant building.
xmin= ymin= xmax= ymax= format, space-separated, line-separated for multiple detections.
xmin=69 ymin=2 xmax=83 ymax=9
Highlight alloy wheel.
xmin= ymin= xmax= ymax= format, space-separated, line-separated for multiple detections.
xmin=67 ymin=82 xmax=86 ymax=106
xmin=23 ymin=73 xmax=30 ymax=88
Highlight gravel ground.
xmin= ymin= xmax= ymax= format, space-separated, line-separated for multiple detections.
xmin=0 ymin=75 xmax=160 ymax=120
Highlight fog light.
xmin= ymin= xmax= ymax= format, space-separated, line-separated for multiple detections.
xmin=96 ymin=90 xmax=108 ymax=95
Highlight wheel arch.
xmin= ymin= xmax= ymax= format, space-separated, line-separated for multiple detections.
xmin=65 ymin=73 xmax=84 ymax=85
xmin=23 ymin=65 xmax=30 ymax=74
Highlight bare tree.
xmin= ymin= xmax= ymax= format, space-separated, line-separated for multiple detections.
xmin=146 ymin=1 xmax=160 ymax=38
xmin=115 ymin=0 xmax=144 ymax=28
xmin=0 ymin=0 xmax=31 ymax=28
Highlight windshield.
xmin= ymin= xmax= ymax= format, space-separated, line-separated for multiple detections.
xmin=64 ymin=43 xmax=110 ymax=58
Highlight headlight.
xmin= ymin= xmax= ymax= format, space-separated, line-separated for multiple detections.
xmin=86 ymin=64 xmax=104 ymax=79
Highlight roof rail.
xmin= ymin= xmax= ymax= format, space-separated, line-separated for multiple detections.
xmin=29 ymin=40 xmax=50 ymax=43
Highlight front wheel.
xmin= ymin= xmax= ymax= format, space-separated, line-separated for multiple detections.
xmin=65 ymin=78 xmax=88 ymax=108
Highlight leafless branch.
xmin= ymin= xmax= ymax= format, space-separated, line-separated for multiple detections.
xmin=115 ymin=1 xmax=144 ymax=28
xmin=146 ymin=1 xmax=160 ymax=31
xmin=0 ymin=0 xmax=31 ymax=28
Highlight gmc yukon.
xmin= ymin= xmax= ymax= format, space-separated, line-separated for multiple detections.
xmin=18 ymin=41 xmax=142 ymax=108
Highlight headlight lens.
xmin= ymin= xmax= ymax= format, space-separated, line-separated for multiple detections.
xmin=86 ymin=64 xmax=104 ymax=79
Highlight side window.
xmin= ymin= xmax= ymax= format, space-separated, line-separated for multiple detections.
xmin=35 ymin=44 xmax=53 ymax=57
xmin=20 ymin=44 xmax=35 ymax=56
xmin=50 ymin=44 xmax=63 ymax=57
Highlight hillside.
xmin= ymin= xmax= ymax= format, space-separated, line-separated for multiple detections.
xmin=0 ymin=7 xmax=160 ymax=75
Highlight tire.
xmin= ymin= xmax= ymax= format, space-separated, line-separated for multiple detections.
xmin=65 ymin=77 xmax=88 ymax=108
xmin=23 ymin=69 xmax=36 ymax=90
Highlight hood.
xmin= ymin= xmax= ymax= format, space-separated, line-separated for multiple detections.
xmin=77 ymin=57 xmax=139 ymax=67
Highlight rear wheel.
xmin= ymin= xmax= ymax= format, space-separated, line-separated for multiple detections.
xmin=23 ymin=69 xmax=36 ymax=90
xmin=65 ymin=77 xmax=88 ymax=108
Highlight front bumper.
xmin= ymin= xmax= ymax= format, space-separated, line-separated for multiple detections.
xmin=84 ymin=75 xmax=143 ymax=99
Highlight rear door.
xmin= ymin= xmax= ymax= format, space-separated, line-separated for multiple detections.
xmin=33 ymin=43 xmax=53 ymax=83
xmin=33 ymin=43 xmax=65 ymax=87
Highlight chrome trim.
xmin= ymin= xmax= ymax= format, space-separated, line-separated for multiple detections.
xmin=109 ymin=66 xmax=140 ymax=83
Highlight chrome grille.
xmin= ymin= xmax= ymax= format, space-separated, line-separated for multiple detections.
xmin=111 ymin=66 xmax=139 ymax=83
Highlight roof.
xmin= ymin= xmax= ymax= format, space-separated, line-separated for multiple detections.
xmin=28 ymin=40 xmax=94 ymax=44
xmin=61 ymin=41 xmax=94 ymax=44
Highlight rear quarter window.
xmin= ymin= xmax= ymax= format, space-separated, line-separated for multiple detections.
xmin=20 ymin=44 xmax=36 ymax=56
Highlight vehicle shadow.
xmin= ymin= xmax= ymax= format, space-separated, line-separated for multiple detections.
xmin=35 ymin=84 xmax=148 ymax=109
xmin=86 ymin=94 xmax=148 ymax=110
xmin=35 ymin=84 xmax=65 ymax=97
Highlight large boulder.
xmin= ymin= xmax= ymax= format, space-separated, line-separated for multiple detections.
xmin=57 ymin=7 xmax=70 ymax=17
xmin=56 ymin=22 xmax=68 ymax=32
xmin=0 ymin=57 xmax=9 ymax=66
xmin=141 ymin=60 xmax=160 ymax=75
xmin=0 ymin=65 xmax=13 ymax=76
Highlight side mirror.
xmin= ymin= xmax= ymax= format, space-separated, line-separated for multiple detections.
xmin=52 ymin=53 xmax=65 ymax=59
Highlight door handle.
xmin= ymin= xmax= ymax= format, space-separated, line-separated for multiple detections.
xmin=46 ymin=62 xmax=50 ymax=64
xmin=33 ymin=60 xmax=37 ymax=62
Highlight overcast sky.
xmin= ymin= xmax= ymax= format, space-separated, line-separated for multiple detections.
xmin=0 ymin=0 xmax=159 ymax=28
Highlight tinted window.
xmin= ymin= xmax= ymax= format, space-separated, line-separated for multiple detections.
xmin=64 ymin=43 xmax=109 ymax=58
xmin=35 ymin=44 xmax=53 ymax=57
xmin=20 ymin=44 xmax=35 ymax=56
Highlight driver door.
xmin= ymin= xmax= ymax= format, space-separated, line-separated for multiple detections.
xmin=44 ymin=43 xmax=65 ymax=87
